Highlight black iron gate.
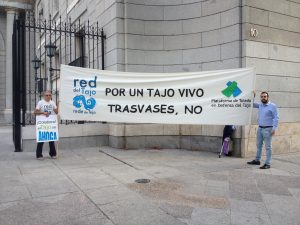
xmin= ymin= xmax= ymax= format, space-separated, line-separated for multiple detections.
xmin=12 ymin=12 xmax=106 ymax=152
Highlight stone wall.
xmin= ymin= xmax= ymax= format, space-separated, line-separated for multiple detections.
xmin=242 ymin=0 xmax=300 ymax=156
xmin=22 ymin=123 xmax=241 ymax=155
xmin=108 ymin=123 xmax=241 ymax=155
xmin=117 ymin=0 xmax=242 ymax=72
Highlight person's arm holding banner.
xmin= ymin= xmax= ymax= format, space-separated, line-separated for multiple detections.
xmin=253 ymin=91 xmax=259 ymax=108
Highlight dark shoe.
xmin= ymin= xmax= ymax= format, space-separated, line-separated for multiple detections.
xmin=260 ymin=164 xmax=270 ymax=169
xmin=226 ymin=152 xmax=233 ymax=157
xmin=247 ymin=160 xmax=260 ymax=165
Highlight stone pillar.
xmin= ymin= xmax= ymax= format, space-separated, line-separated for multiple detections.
xmin=5 ymin=9 xmax=16 ymax=110
xmin=3 ymin=9 xmax=17 ymax=123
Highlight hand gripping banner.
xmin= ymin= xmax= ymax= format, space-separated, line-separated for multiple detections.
xmin=59 ymin=65 xmax=255 ymax=125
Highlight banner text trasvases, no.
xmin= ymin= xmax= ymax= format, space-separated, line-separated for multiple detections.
xmin=107 ymin=104 xmax=203 ymax=115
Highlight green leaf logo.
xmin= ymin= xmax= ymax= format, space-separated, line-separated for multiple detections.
xmin=222 ymin=81 xmax=242 ymax=97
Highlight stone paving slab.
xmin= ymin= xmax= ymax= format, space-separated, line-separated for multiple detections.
xmin=54 ymin=212 xmax=114 ymax=225
xmin=85 ymin=185 xmax=139 ymax=205
xmin=288 ymin=188 xmax=300 ymax=197
xmin=0 ymin=183 xmax=31 ymax=203
xmin=100 ymin=197 xmax=186 ymax=225
xmin=256 ymin=175 xmax=292 ymax=196
xmin=22 ymin=172 xmax=79 ymax=198
xmin=262 ymin=194 xmax=300 ymax=225
xmin=0 ymin=192 xmax=101 ymax=225
xmin=189 ymin=207 xmax=231 ymax=225
xmin=230 ymin=199 xmax=268 ymax=215
xmin=157 ymin=202 xmax=194 ymax=220
xmin=230 ymin=211 xmax=272 ymax=225
xmin=64 ymin=167 xmax=120 ymax=190
xmin=0 ymin=127 xmax=300 ymax=225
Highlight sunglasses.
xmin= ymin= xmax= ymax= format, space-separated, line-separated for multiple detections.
xmin=45 ymin=94 xmax=52 ymax=96
xmin=260 ymin=96 xmax=268 ymax=98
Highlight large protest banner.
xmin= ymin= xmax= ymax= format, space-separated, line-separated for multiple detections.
xmin=36 ymin=115 xmax=59 ymax=142
xmin=59 ymin=65 xmax=255 ymax=125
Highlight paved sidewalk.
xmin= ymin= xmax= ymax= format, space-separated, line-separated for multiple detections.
xmin=0 ymin=127 xmax=300 ymax=225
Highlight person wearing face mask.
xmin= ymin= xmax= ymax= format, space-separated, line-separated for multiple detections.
xmin=34 ymin=90 xmax=58 ymax=160
xmin=247 ymin=91 xmax=279 ymax=169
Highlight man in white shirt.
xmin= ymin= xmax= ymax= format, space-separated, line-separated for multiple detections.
xmin=34 ymin=91 xmax=58 ymax=160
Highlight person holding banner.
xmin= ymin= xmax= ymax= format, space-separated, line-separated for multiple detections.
xmin=34 ymin=91 xmax=58 ymax=160
xmin=247 ymin=91 xmax=279 ymax=169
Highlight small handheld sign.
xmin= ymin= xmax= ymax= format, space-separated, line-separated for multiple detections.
xmin=36 ymin=115 xmax=59 ymax=142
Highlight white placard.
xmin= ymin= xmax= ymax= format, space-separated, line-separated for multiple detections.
xmin=36 ymin=115 xmax=59 ymax=142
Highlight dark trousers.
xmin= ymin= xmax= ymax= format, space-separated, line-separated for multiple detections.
xmin=36 ymin=141 xmax=56 ymax=158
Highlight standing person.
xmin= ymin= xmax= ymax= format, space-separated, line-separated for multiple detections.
xmin=222 ymin=125 xmax=236 ymax=144
xmin=247 ymin=91 xmax=279 ymax=169
xmin=34 ymin=91 xmax=58 ymax=160
xmin=222 ymin=125 xmax=236 ymax=156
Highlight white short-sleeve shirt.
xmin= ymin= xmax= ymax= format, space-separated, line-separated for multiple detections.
xmin=36 ymin=100 xmax=57 ymax=115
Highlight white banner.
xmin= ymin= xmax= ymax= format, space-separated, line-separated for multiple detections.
xmin=36 ymin=115 xmax=59 ymax=142
xmin=59 ymin=65 xmax=255 ymax=125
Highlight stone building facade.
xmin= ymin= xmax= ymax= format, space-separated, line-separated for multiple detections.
xmin=2 ymin=0 xmax=300 ymax=156
xmin=0 ymin=0 xmax=33 ymax=124
xmin=242 ymin=0 xmax=300 ymax=156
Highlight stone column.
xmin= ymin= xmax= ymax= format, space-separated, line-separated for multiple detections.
xmin=5 ymin=9 xmax=16 ymax=110
xmin=3 ymin=8 xmax=18 ymax=123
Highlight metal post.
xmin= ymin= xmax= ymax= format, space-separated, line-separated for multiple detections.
xmin=48 ymin=58 xmax=52 ymax=90
xmin=48 ymin=15 xmax=52 ymax=90
xmin=21 ymin=16 xmax=26 ymax=127
xmin=13 ymin=18 xmax=22 ymax=152
xmin=101 ymin=28 xmax=105 ymax=70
